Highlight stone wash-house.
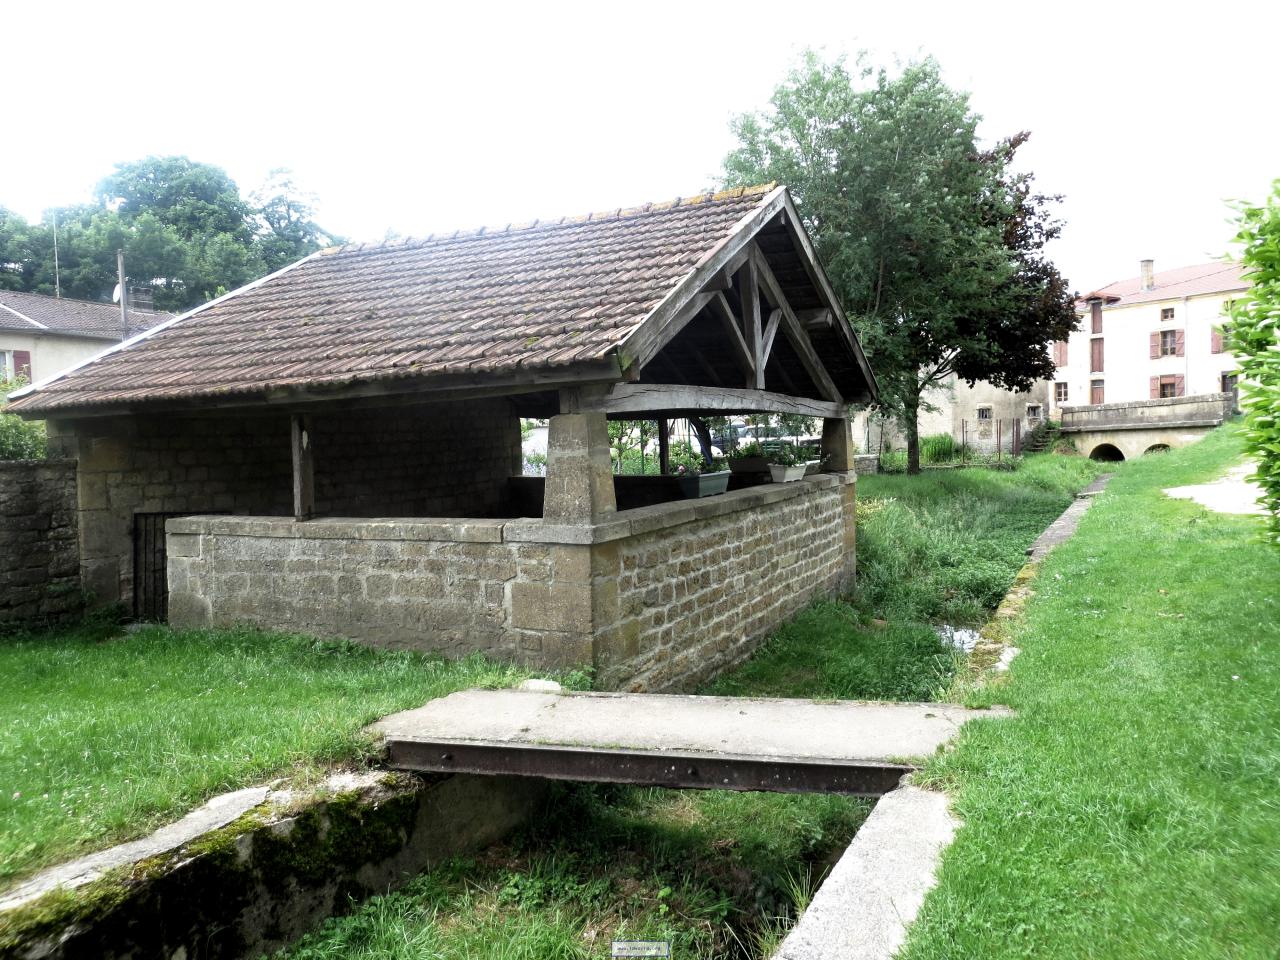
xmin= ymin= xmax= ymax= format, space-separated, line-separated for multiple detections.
xmin=7 ymin=184 xmax=878 ymax=691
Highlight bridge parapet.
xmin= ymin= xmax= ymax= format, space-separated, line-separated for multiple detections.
xmin=1060 ymin=393 xmax=1232 ymax=433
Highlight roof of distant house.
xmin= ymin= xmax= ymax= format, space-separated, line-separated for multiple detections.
xmin=0 ymin=289 xmax=172 ymax=340
xmin=6 ymin=183 xmax=875 ymax=417
xmin=1078 ymin=261 xmax=1248 ymax=308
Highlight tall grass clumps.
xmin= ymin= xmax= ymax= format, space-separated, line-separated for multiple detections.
xmin=0 ymin=623 xmax=550 ymax=888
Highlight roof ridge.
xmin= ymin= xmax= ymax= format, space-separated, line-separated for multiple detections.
xmin=0 ymin=288 xmax=170 ymax=315
xmin=326 ymin=183 xmax=779 ymax=257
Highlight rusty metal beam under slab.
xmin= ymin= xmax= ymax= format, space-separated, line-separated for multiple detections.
xmin=384 ymin=739 xmax=914 ymax=797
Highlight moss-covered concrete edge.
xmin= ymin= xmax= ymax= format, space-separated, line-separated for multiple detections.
xmin=0 ymin=771 xmax=550 ymax=960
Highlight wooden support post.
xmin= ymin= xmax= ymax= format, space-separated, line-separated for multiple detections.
xmin=658 ymin=417 xmax=670 ymax=475
xmin=822 ymin=416 xmax=856 ymax=473
xmin=739 ymin=255 xmax=764 ymax=389
xmin=291 ymin=413 xmax=315 ymax=521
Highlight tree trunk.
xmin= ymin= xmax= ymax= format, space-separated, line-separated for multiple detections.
xmin=689 ymin=417 xmax=716 ymax=470
xmin=904 ymin=394 xmax=922 ymax=475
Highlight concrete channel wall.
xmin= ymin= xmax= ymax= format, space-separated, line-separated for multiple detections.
xmin=167 ymin=473 xmax=856 ymax=691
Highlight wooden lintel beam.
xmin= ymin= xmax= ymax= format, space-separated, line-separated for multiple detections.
xmin=593 ymin=383 xmax=842 ymax=419
xmin=750 ymin=246 xmax=842 ymax=404
xmin=709 ymin=293 xmax=755 ymax=380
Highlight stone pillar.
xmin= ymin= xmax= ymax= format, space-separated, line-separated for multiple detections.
xmin=822 ymin=417 xmax=856 ymax=474
xmin=823 ymin=417 xmax=858 ymax=587
xmin=542 ymin=412 xmax=616 ymax=523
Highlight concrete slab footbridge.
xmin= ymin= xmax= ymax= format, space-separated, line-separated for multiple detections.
xmin=1059 ymin=393 xmax=1233 ymax=462
xmin=374 ymin=688 xmax=1010 ymax=797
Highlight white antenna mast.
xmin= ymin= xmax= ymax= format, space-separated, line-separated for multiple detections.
xmin=115 ymin=249 xmax=129 ymax=340
xmin=52 ymin=210 xmax=61 ymax=298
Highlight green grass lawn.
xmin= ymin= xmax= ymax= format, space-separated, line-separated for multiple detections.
xmin=904 ymin=425 xmax=1280 ymax=959
xmin=283 ymin=454 xmax=1102 ymax=958
xmin=0 ymin=625 xmax=542 ymax=889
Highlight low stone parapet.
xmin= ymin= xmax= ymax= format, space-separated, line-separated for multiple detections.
xmin=167 ymin=473 xmax=857 ymax=691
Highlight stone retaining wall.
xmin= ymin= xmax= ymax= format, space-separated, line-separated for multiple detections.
xmin=0 ymin=459 xmax=82 ymax=629
xmin=168 ymin=474 xmax=857 ymax=690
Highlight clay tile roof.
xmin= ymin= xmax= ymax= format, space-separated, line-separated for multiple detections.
xmin=0 ymin=290 xmax=171 ymax=340
xmin=1076 ymin=261 xmax=1248 ymax=309
xmin=7 ymin=185 xmax=779 ymax=415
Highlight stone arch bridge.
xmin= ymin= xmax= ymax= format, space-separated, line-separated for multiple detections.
xmin=1059 ymin=394 xmax=1234 ymax=462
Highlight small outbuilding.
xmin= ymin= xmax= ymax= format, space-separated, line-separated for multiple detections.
xmin=7 ymin=184 xmax=877 ymax=690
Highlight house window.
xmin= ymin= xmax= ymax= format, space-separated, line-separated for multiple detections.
xmin=976 ymin=406 xmax=992 ymax=421
xmin=1221 ymin=372 xmax=1238 ymax=393
xmin=1 ymin=349 xmax=31 ymax=381
xmin=1055 ymin=382 xmax=1068 ymax=403
xmin=1090 ymin=301 xmax=1103 ymax=334
xmin=1090 ymin=380 xmax=1105 ymax=405
xmin=1026 ymin=404 xmax=1043 ymax=421
xmin=1053 ymin=340 xmax=1068 ymax=366
xmin=1161 ymin=307 xmax=1175 ymax=321
xmin=1160 ymin=330 xmax=1178 ymax=356
xmin=1090 ymin=337 xmax=1104 ymax=372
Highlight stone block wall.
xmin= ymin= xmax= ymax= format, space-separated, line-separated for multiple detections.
xmin=591 ymin=475 xmax=853 ymax=690
xmin=49 ymin=398 xmax=523 ymax=609
xmin=0 ymin=459 xmax=82 ymax=629
xmin=168 ymin=474 xmax=856 ymax=691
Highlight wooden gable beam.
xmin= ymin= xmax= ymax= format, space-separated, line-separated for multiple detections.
xmin=778 ymin=192 xmax=878 ymax=401
xmin=709 ymin=292 xmax=755 ymax=382
xmin=762 ymin=308 xmax=782 ymax=367
xmin=739 ymin=255 xmax=765 ymax=390
xmin=750 ymin=246 xmax=842 ymax=404
xmin=617 ymin=186 xmax=788 ymax=371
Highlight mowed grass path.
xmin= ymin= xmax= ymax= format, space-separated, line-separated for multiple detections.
xmin=0 ymin=627 xmax=538 ymax=888
xmin=904 ymin=426 xmax=1280 ymax=959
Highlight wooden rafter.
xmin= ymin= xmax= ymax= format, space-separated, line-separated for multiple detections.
xmin=709 ymin=293 xmax=755 ymax=380
xmin=761 ymin=308 xmax=782 ymax=367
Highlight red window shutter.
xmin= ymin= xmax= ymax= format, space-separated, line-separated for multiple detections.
xmin=1174 ymin=375 xmax=1185 ymax=397
xmin=1149 ymin=332 xmax=1160 ymax=359
xmin=1091 ymin=338 xmax=1104 ymax=372
xmin=1211 ymin=329 xmax=1223 ymax=354
xmin=1150 ymin=376 xmax=1160 ymax=399
xmin=1053 ymin=341 xmax=1067 ymax=366
xmin=1175 ymin=330 xmax=1185 ymax=357
xmin=12 ymin=350 xmax=31 ymax=380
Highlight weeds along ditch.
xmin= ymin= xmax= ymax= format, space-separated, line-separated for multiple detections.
xmin=281 ymin=454 xmax=1101 ymax=959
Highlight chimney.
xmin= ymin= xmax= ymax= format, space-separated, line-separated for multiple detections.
xmin=1139 ymin=259 xmax=1155 ymax=292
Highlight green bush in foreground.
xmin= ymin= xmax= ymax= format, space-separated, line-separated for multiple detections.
xmin=1226 ymin=180 xmax=1280 ymax=542
xmin=0 ymin=378 xmax=46 ymax=460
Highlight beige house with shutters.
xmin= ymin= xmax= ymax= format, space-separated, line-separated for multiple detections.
xmin=0 ymin=290 xmax=170 ymax=386
xmin=1049 ymin=260 xmax=1246 ymax=415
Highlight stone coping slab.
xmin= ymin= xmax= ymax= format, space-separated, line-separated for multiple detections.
xmin=167 ymin=472 xmax=855 ymax=546
xmin=374 ymin=689 xmax=1006 ymax=765
xmin=1059 ymin=417 xmax=1224 ymax=432
xmin=773 ymin=785 xmax=958 ymax=960
xmin=0 ymin=785 xmax=269 ymax=913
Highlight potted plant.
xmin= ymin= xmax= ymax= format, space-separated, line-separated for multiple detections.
xmin=670 ymin=457 xmax=730 ymax=498
xmin=768 ymin=443 xmax=809 ymax=483
xmin=727 ymin=441 xmax=770 ymax=474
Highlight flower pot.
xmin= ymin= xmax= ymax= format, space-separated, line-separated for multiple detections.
xmin=676 ymin=470 xmax=731 ymax=498
xmin=769 ymin=464 xmax=808 ymax=483
xmin=728 ymin=456 xmax=770 ymax=474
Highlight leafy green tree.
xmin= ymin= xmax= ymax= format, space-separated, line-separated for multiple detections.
xmin=724 ymin=53 xmax=1077 ymax=473
xmin=252 ymin=169 xmax=343 ymax=272
xmin=1226 ymin=181 xmax=1280 ymax=541
xmin=0 ymin=378 xmax=47 ymax=459
xmin=2 ymin=156 xmax=337 ymax=311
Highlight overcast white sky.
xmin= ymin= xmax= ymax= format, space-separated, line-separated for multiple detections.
xmin=4 ymin=0 xmax=1277 ymax=291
